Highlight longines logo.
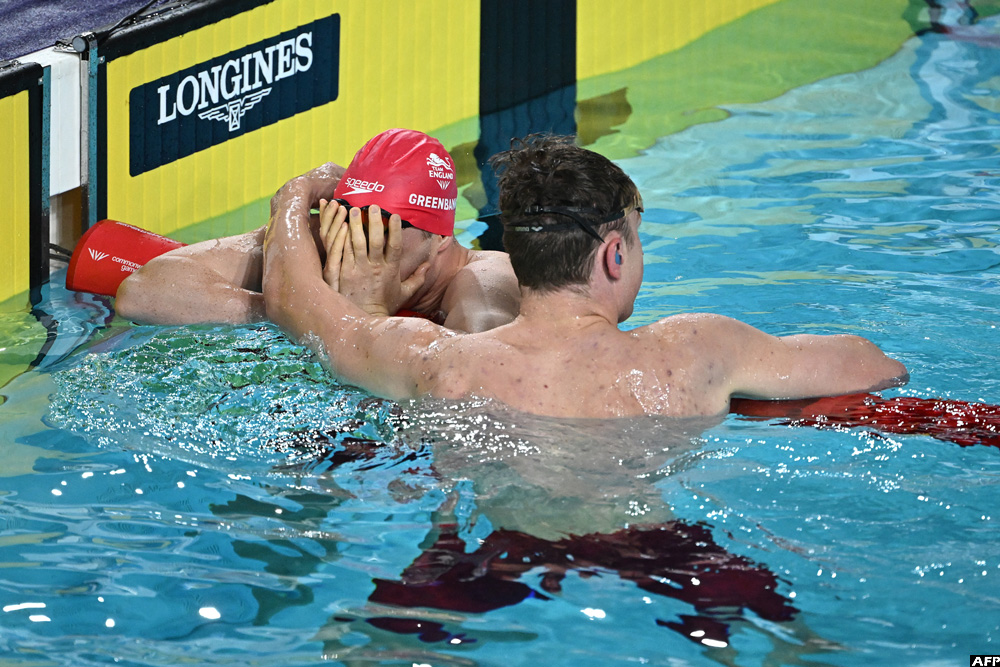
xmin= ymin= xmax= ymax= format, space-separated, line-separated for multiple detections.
xmin=196 ymin=87 xmax=271 ymax=132
xmin=129 ymin=14 xmax=340 ymax=176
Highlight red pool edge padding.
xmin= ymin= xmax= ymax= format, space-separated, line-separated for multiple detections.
xmin=66 ymin=219 xmax=187 ymax=297
xmin=730 ymin=393 xmax=1000 ymax=449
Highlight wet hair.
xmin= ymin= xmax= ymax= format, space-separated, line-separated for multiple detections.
xmin=489 ymin=134 xmax=641 ymax=292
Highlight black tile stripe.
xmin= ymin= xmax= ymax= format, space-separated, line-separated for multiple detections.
xmin=476 ymin=0 xmax=578 ymax=249
xmin=479 ymin=0 xmax=576 ymax=115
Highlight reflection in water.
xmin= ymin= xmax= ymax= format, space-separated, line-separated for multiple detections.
xmin=368 ymin=519 xmax=796 ymax=648
xmin=45 ymin=326 xmax=824 ymax=656
xmin=577 ymin=87 xmax=634 ymax=146
xmin=924 ymin=0 xmax=1000 ymax=47
xmin=301 ymin=400 xmax=808 ymax=652
xmin=211 ymin=488 xmax=348 ymax=626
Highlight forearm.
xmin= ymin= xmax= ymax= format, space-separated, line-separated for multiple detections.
xmin=116 ymin=256 xmax=266 ymax=325
xmin=263 ymin=182 xmax=438 ymax=401
xmin=263 ymin=203 xmax=408 ymax=396
xmin=263 ymin=177 xmax=341 ymax=333
xmin=740 ymin=333 xmax=909 ymax=400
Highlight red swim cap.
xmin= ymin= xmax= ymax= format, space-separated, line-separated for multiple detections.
xmin=334 ymin=128 xmax=458 ymax=236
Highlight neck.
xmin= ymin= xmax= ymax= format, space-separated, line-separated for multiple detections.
xmin=516 ymin=286 xmax=621 ymax=329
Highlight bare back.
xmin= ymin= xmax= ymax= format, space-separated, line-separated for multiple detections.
xmin=404 ymin=311 xmax=907 ymax=419
xmin=416 ymin=315 xmax=731 ymax=418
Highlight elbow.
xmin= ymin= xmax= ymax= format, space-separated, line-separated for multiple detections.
xmin=262 ymin=276 xmax=288 ymax=325
xmin=114 ymin=276 xmax=143 ymax=321
xmin=261 ymin=244 xmax=287 ymax=323
xmin=262 ymin=268 xmax=304 ymax=331
xmin=858 ymin=337 xmax=908 ymax=391
xmin=879 ymin=357 xmax=909 ymax=390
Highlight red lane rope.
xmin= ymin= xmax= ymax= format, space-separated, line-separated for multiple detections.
xmin=730 ymin=394 xmax=1000 ymax=448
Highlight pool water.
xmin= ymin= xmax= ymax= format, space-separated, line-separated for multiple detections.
xmin=3 ymin=13 xmax=1000 ymax=667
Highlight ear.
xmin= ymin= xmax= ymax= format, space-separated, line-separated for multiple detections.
xmin=434 ymin=234 xmax=455 ymax=255
xmin=603 ymin=239 xmax=624 ymax=279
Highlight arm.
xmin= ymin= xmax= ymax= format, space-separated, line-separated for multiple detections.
xmin=115 ymin=227 xmax=268 ymax=325
xmin=440 ymin=252 xmax=520 ymax=333
xmin=263 ymin=176 xmax=448 ymax=401
xmin=115 ymin=162 xmax=346 ymax=326
xmin=714 ymin=315 xmax=908 ymax=400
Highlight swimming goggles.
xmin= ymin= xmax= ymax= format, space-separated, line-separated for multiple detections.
xmin=506 ymin=206 xmax=639 ymax=243
xmin=333 ymin=198 xmax=414 ymax=229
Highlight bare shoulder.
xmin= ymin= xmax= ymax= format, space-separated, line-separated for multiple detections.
xmin=407 ymin=324 xmax=512 ymax=399
xmin=461 ymin=250 xmax=515 ymax=280
xmin=453 ymin=250 xmax=518 ymax=297
xmin=629 ymin=312 xmax=748 ymax=371
xmin=344 ymin=315 xmax=472 ymax=400
xmin=442 ymin=250 xmax=520 ymax=333
xmin=634 ymin=313 xmax=756 ymax=381
xmin=639 ymin=312 xmax=748 ymax=341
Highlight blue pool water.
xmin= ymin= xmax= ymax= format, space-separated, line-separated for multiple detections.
xmin=3 ymin=15 xmax=1000 ymax=667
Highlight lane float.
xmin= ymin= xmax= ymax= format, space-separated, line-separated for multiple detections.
xmin=731 ymin=393 xmax=1000 ymax=449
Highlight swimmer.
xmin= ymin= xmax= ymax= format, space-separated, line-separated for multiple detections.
xmin=262 ymin=134 xmax=908 ymax=419
xmin=115 ymin=129 xmax=519 ymax=333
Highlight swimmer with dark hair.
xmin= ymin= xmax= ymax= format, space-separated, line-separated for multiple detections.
xmin=263 ymin=134 xmax=908 ymax=419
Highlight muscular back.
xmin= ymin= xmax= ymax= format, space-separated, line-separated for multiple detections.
xmin=416 ymin=316 xmax=729 ymax=418
xmin=413 ymin=312 xmax=906 ymax=419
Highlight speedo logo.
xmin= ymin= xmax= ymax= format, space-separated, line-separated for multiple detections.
xmin=88 ymin=249 xmax=109 ymax=262
xmin=129 ymin=14 xmax=340 ymax=176
xmin=341 ymin=178 xmax=385 ymax=196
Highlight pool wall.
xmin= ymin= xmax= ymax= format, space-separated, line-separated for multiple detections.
xmin=0 ymin=0 xmax=968 ymax=313
xmin=0 ymin=61 xmax=45 ymax=311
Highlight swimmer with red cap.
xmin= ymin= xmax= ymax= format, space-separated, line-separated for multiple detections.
xmin=264 ymin=134 xmax=908 ymax=419
xmin=114 ymin=129 xmax=519 ymax=332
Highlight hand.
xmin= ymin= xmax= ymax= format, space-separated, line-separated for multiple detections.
xmin=319 ymin=198 xmax=349 ymax=290
xmin=319 ymin=199 xmax=429 ymax=316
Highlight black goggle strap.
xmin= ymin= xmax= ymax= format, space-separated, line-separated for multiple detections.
xmin=333 ymin=198 xmax=413 ymax=229
xmin=506 ymin=206 xmax=629 ymax=244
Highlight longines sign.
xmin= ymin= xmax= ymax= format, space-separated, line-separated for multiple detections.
xmin=127 ymin=14 xmax=340 ymax=176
